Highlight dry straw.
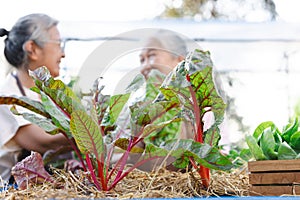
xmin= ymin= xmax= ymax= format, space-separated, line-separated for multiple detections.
xmin=0 ymin=166 xmax=250 ymax=199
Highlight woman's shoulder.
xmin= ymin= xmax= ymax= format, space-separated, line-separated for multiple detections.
xmin=0 ymin=73 xmax=19 ymax=95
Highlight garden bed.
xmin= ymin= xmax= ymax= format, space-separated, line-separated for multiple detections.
xmin=0 ymin=167 xmax=249 ymax=199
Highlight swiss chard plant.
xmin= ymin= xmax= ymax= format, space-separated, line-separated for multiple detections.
xmin=0 ymin=49 xmax=233 ymax=190
xmin=132 ymin=49 xmax=231 ymax=188
xmin=246 ymin=118 xmax=300 ymax=161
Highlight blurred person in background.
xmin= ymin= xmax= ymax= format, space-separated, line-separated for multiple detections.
xmin=126 ymin=30 xmax=192 ymax=171
xmin=128 ymin=29 xmax=229 ymax=171
xmin=0 ymin=13 xmax=70 ymax=183
xmin=139 ymin=29 xmax=187 ymax=80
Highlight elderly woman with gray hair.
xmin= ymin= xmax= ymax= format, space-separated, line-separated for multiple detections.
xmin=0 ymin=13 xmax=69 ymax=183
xmin=139 ymin=29 xmax=188 ymax=79
xmin=124 ymin=30 xmax=193 ymax=171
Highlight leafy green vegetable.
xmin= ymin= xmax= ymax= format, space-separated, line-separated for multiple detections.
xmin=259 ymin=128 xmax=278 ymax=160
xmin=246 ymin=117 xmax=300 ymax=161
xmin=253 ymin=121 xmax=275 ymax=140
xmin=290 ymin=131 xmax=300 ymax=150
xmin=282 ymin=118 xmax=299 ymax=143
xmin=0 ymin=50 xmax=232 ymax=191
xmin=278 ymin=142 xmax=298 ymax=160
xmin=70 ymin=110 xmax=104 ymax=155
xmin=246 ymin=135 xmax=267 ymax=160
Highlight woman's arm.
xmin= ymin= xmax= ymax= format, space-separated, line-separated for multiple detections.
xmin=12 ymin=124 xmax=70 ymax=154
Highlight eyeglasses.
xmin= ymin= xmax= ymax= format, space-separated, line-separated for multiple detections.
xmin=38 ymin=39 xmax=66 ymax=52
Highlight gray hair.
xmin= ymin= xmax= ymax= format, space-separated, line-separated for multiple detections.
xmin=1 ymin=13 xmax=58 ymax=68
xmin=144 ymin=29 xmax=188 ymax=58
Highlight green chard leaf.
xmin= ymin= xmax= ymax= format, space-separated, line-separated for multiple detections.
xmin=130 ymin=100 xmax=180 ymax=142
xmin=154 ymin=50 xmax=226 ymax=148
xmin=204 ymin=124 xmax=221 ymax=147
xmin=42 ymin=87 xmax=84 ymax=116
xmin=101 ymin=93 xmax=130 ymax=127
xmin=30 ymin=66 xmax=83 ymax=116
xmin=189 ymin=68 xmax=226 ymax=126
xmin=142 ymin=117 xmax=181 ymax=139
xmin=40 ymin=92 xmax=70 ymax=134
xmin=158 ymin=139 xmax=233 ymax=171
xmin=0 ymin=95 xmax=49 ymax=118
xmin=114 ymin=138 xmax=144 ymax=153
xmin=130 ymin=101 xmax=179 ymax=127
xmin=145 ymin=70 xmax=165 ymax=101
xmin=70 ymin=110 xmax=104 ymax=156
xmin=10 ymin=106 xmax=59 ymax=134
xmin=20 ymin=112 xmax=59 ymax=134
xmin=125 ymin=73 xmax=145 ymax=93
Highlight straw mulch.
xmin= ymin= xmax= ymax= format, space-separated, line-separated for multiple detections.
xmin=0 ymin=166 xmax=249 ymax=199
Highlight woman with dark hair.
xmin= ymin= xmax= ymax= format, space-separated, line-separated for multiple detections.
xmin=0 ymin=13 xmax=69 ymax=182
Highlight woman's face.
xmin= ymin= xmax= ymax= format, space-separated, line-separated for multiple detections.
xmin=31 ymin=26 xmax=65 ymax=77
xmin=139 ymin=39 xmax=182 ymax=79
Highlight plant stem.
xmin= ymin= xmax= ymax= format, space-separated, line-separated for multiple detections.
xmin=187 ymin=74 xmax=210 ymax=188
xmin=85 ymin=154 xmax=102 ymax=190
xmin=189 ymin=157 xmax=209 ymax=188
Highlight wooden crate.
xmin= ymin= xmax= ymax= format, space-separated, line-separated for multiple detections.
xmin=248 ymin=159 xmax=300 ymax=196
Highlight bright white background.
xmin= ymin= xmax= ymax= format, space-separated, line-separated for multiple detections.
xmin=0 ymin=0 xmax=299 ymax=26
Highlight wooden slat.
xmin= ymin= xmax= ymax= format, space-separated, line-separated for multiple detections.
xmin=249 ymin=172 xmax=300 ymax=184
xmin=248 ymin=160 xmax=300 ymax=172
xmin=249 ymin=185 xmax=300 ymax=196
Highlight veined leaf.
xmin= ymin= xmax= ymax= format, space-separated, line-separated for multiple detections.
xmin=70 ymin=110 xmax=104 ymax=157
xmin=184 ymin=50 xmax=226 ymax=126
xmin=157 ymin=50 xmax=225 ymax=148
xmin=46 ymin=79 xmax=80 ymax=100
xmin=43 ymin=88 xmax=84 ymax=115
xmin=11 ymin=151 xmax=53 ymax=190
xmin=30 ymin=66 xmax=83 ymax=116
xmin=204 ymin=124 xmax=221 ymax=147
xmin=109 ymin=93 xmax=130 ymax=124
xmin=31 ymin=67 xmax=81 ymax=101
xmin=141 ymin=102 xmax=181 ymax=146
xmin=158 ymin=139 xmax=233 ymax=170
xmin=145 ymin=70 xmax=165 ymax=101
xmin=125 ymin=73 xmax=145 ymax=93
xmin=114 ymin=138 xmax=144 ymax=153
xmin=190 ymin=69 xmax=226 ymax=125
xmin=102 ymin=93 xmax=130 ymax=127
xmin=185 ymin=49 xmax=213 ymax=74
xmin=0 ymin=95 xmax=49 ymax=118
xmin=130 ymin=101 xmax=179 ymax=127
xmin=94 ymin=93 xmax=110 ymax=125
xmin=40 ymin=92 xmax=70 ymax=133
xmin=142 ymin=117 xmax=181 ymax=138
xmin=13 ymin=110 xmax=59 ymax=135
